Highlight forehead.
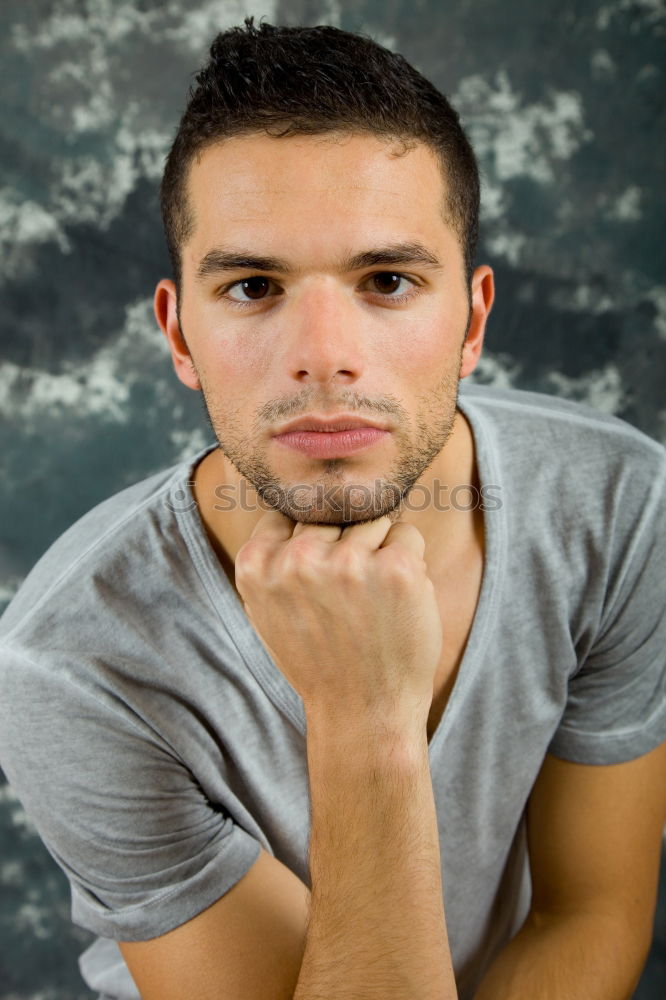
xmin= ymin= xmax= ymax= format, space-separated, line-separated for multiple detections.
xmin=183 ymin=132 xmax=453 ymax=264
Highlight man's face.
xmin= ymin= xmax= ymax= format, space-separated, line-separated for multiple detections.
xmin=174 ymin=131 xmax=481 ymax=524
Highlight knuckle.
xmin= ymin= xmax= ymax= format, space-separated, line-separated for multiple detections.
xmin=394 ymin=522 xmax=426 ymax=550
xmin=287 ymin=535 xmax=320 ymax=556
xmin=281 ymin=537 xmax=324 ymax=579
xmin=235 ymin=539 xmax=266 ymax=580
xmin=385 ymin=549 xmax=418 ymax=585
xmin=332 ymin=546 xmax=365 ymax=584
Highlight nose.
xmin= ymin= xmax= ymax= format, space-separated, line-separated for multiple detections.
xmin=282 ymin=280 xmax=367 ymax=386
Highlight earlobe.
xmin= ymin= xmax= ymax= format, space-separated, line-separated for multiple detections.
xmin=154 ymin=278 xmax=201 ymax=391
xmin=459 ymin=265 xmax=495 ymax=379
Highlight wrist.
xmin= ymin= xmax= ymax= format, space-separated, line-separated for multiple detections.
xmin=304 ymin=703 xmax=429 ymax=765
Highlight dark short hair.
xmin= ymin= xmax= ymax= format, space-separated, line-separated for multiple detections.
xmin=160 ymin=16 xmax=480 ymax=299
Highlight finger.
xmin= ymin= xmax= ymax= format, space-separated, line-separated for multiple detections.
xmin=336 ymin=513 xmax=394 ymax=551
xmin=380 ymin=520 xmax=427 ymax=559
xmin=249 ymin=509 xmax=297 ymax=541
xmin=291 ymin=521 xmax=343 ymax=541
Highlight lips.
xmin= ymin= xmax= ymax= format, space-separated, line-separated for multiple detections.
xmin=274 ymin=428 xmax=389 ymax=458
xmin=274 ymin=414 xmax=388 ymax=435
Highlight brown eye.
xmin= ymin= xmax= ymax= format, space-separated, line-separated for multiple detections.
xmin=222 ymin=275 xmax=276 ymax=304
xmin=359 ymin=271 xmax=419 ymax=303
xmin=233 ymin=276 xmax=271 ymax=300
xmin=371 ymin=272 xmax=403 ymax=294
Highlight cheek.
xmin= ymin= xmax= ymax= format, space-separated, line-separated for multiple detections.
xmin=385 ymin=319 xmax=458 ymax=385
xmin=200 ymin=325 xmax=273 ymax=385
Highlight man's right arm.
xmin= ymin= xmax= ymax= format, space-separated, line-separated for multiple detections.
xmin=123 ymin=511 xmax=458 ymax=998
xmin=120 ymin=710 xmax=456 ymax=1000
xmin=294 ymin=709 xmax=456 ymax=1000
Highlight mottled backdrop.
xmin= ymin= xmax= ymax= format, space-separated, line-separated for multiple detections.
xmin=1 ymin=0 xmax=664 ymax=997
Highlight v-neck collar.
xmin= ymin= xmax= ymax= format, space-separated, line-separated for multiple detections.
xmin=175 ymin=387 xmax=506 ymax=755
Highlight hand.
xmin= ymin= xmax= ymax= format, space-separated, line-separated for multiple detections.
xmin=234 ymin=511 xmax=443 ymax=725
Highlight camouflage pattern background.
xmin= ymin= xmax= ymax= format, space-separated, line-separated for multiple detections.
xmin=0 ymin=0 xmax=664 ymax=996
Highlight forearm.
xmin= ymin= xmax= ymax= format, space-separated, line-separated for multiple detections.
xmin=294 ymin=712 xmax=457 ymax=1000
xmin=473 ymin=907 xmax=649 ymax=1000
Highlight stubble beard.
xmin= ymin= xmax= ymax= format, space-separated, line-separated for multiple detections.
xmin=194 ymin=346 xmax=465 ymax=526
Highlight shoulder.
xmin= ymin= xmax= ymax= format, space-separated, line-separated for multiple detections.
xmin=459 ymin=381 xmax=665 ymax=507
xmin=0 ymin=444 xmax=216 ymax=645
xmin=460 ymin=384 xmax=665 ymax=615
xmin=459 ymin=381 xmax=663 ymax=459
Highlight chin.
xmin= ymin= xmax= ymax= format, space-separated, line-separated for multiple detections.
xmin=265 ymin=495 xmax=405 ymax=526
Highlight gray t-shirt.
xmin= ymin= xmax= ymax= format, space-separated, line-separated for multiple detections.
xmin=1 ymin=383 xmax=664 ymax=1000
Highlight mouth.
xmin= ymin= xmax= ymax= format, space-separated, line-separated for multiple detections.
xmin=272 ymin=414 xmax=390 ymax=459
xmin=273 ymin=427 xmax=390 ymax=458
xmin=274 ymin=414 xmax=390 ymax=434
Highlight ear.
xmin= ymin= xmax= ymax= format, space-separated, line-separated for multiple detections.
xmin=154 ymin=278 xmax=201 ymax=391
xmin=459 ymin=265 xmax=495 ymax=379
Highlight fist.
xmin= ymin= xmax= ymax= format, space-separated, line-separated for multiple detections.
xmin=234 ymin=511 xmax=442 ymax=725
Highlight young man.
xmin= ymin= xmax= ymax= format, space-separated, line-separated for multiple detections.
xmin=1 ymin=18 xmax=664 ymax=1000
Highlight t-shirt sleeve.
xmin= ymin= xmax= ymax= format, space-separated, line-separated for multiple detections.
xmin=0 ymin=647 xmax=262 ymax=941
xmin=547 ymin=449 xmax=666 ymax=765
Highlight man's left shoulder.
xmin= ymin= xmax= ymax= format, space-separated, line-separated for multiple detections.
xmin=460 ymin=381 xmax=665 ymax=472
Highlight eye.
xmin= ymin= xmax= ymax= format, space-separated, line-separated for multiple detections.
xmin=225 ymin=276 xmax=277 ymax=303
xmin=217 ymin=270 xmax=421 ymax=309
xmin=365 ymin=272 xmax=417 ymax=299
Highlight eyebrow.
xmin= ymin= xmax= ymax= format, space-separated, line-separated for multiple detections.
xmin=194 ymin=241 xmax=443 ymax=283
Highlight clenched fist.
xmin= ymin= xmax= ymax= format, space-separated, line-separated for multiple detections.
xmin=234 ymin=511 xmax=443 ymax=727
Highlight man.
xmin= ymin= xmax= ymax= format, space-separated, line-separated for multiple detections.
xmin=0 ymin=17 xmax=664 ymax=1000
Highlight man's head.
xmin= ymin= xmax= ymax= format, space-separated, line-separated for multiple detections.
xmin=155 ymin=19 xmax=494 ymax=525
xmin=160 ymin=17 xmax=480 ymax=305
